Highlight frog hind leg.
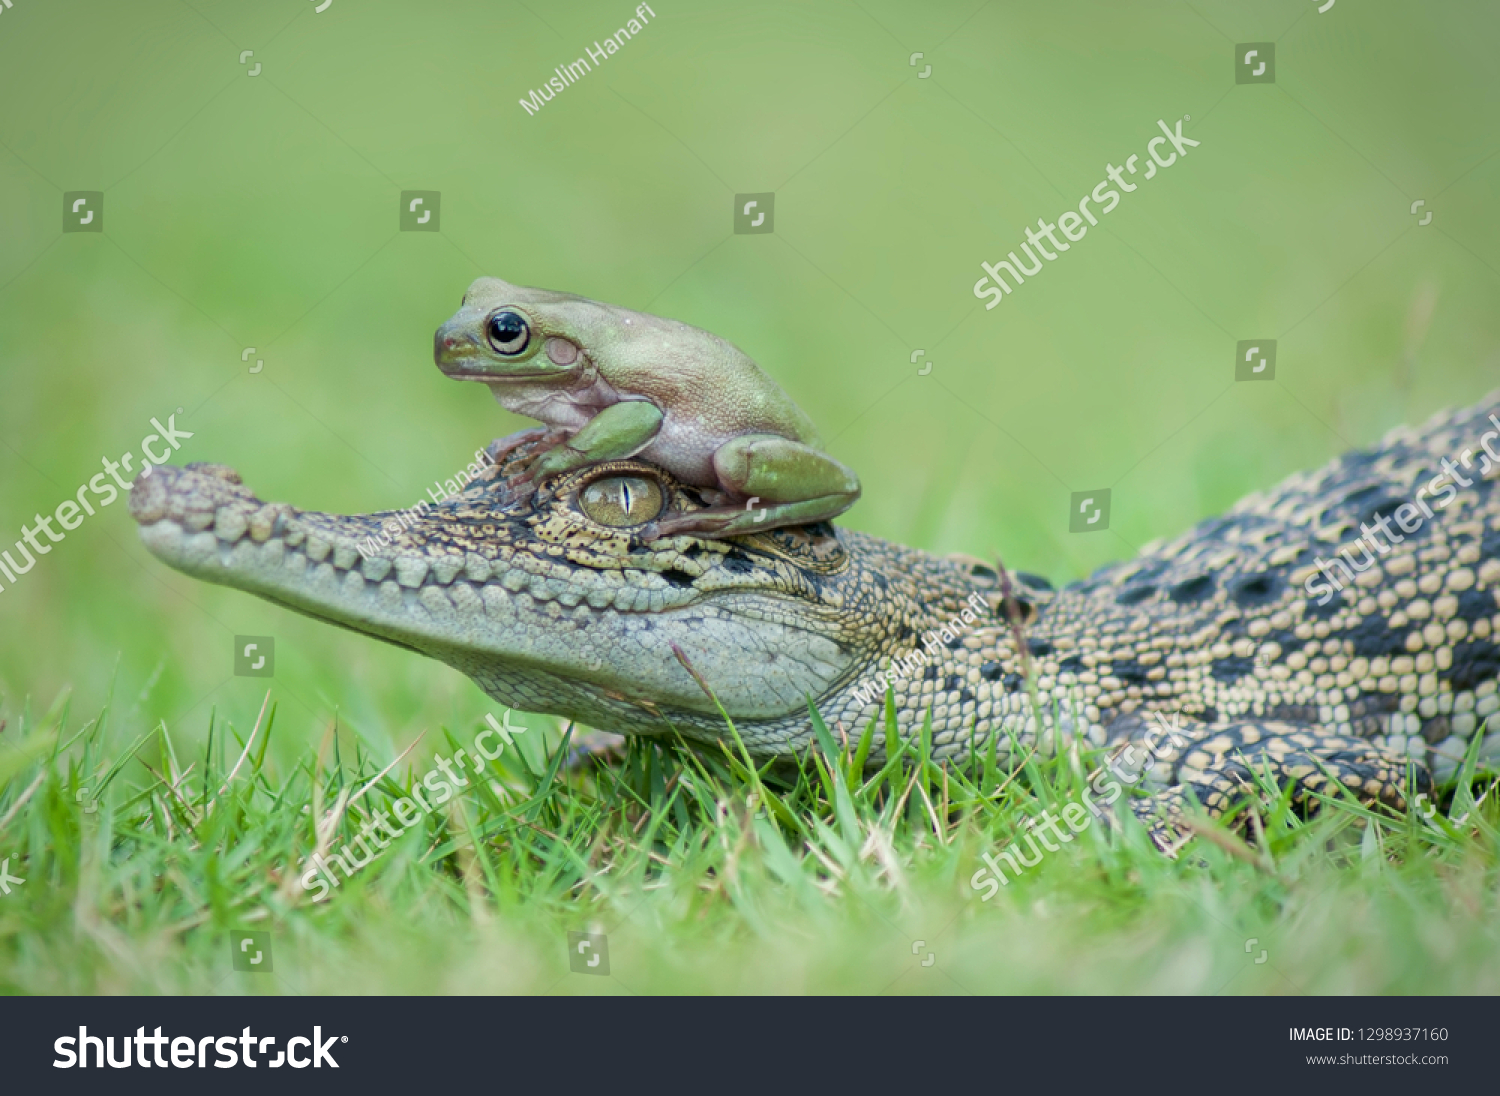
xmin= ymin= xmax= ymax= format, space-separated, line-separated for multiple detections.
xmin=643 ymin=433 xmax=860 ymax=539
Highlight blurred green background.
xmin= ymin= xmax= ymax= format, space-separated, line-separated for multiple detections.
xmin=1 ymin=0 xmax=1497 ymax=769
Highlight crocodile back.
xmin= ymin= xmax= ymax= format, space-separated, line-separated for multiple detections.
xmin=1033 ymin=394 xmax=1500 ymax=772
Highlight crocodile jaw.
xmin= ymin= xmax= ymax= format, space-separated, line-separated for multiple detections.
xmin=128 ymin=461 xmax=858 ymax=742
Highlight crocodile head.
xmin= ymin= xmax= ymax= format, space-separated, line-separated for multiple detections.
xmin=128 ymin=440 xmax=977 ymax=756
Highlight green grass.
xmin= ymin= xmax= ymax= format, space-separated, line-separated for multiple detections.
xmin=3 ymin=681 xmax=1498 ymax=995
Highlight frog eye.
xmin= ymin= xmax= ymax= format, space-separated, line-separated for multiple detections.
xmin=579 ymin=476 xmax=665 ymax=527
xmin=485 ymin=310 xmax=531 ymax=356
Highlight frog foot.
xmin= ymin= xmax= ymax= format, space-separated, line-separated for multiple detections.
xmin=486 ymin=426 xmax=568 ymax=469
xmin=497 ymin=429 xmax=576 ymax=496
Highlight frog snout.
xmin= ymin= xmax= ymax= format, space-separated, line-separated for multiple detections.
xmin=434 ymin=320 xmax=477 ymax=369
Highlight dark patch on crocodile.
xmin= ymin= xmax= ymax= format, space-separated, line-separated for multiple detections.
xmin=1116 ymin=584 xmax=1157 ymax=607
xmin=1456 ymin=586 xmax=1496 ymax=621
xmin=1028 ymin=639 xmax=1054 ymax=657
xmin=1169 ymin=575 xmax=1215 ymax=605
xmin=1352 ymin=494 xmax=1405 ymax=532
xmin=1305 ymin=591 xmax=1345 ymax=620
xmin=1442 ymin=638 xmax=1500 ymax=692
xmin=1393 ymin=512 xmax=1435 ymax=541
xmin=1346 ymin=614 xmax=1409 ymax=658
xmin=1323 ymin=483 xmax=1384 ymax=525
xmin=1351 ymin=695 xmax=1399 ymax=718
xmin=1109 ymin=661 xmax=1151 ymax=687
xmin=1231 ymin=571 xmax=1283 ymax=607
xmin=1266 ymin=704 xmax=1320 ymax=724
xmin=1210 ymin=654 xmax=1257 ymax=683
xmin=1262 ymin=628 xmax=1301 ymax=654
xmin=659 ymin=568 xmax=695 ymax=588
xmin=1422 ymin=715 xmax=1451 ymax=744
xmin=1015 ymin=571 xmax=1051 ymax=590
xmin=720 ymin=549 xmax=758 ymax=575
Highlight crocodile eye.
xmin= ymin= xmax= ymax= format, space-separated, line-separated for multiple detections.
xmin=579 ymin=476 xmax=665 ymax=527
xmin=485 ymin=310 xmax=530 ymax=356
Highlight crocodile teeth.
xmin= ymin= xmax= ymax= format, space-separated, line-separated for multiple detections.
xmin=396 ymin=556 xmax=429 ymax=588
xmin=464 ymin=553 xmax=490 ymax=583
xmin=248 ymin=504 xmax=284 ymax=542
xmin=430 ymin=557 xmax=463 ymax=585
xmin=361 ymin=556 xmax=393 ymax=582
xmin=333 ymin=544 xmax=359 ymax=570
xmin=305 ymin=534 xmax=332 ymax=562
xmin=182 ymin=507 xmax=216 ymax=532
xmin=128 ymin=473 xmax=168 ymax=524
xmin=214 ymin=509 xmax=248 ymax=543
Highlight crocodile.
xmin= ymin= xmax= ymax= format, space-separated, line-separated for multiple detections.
xmin=128 ymin=394 xmax=1500 ymax=843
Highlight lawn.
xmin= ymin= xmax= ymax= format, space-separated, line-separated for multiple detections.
xmin=3 ymin=688 xmax=1498 ymax=993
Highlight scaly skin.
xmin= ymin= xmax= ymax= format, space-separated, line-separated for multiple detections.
xmin=129 ymin=395 xmax=1500 ymax=843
